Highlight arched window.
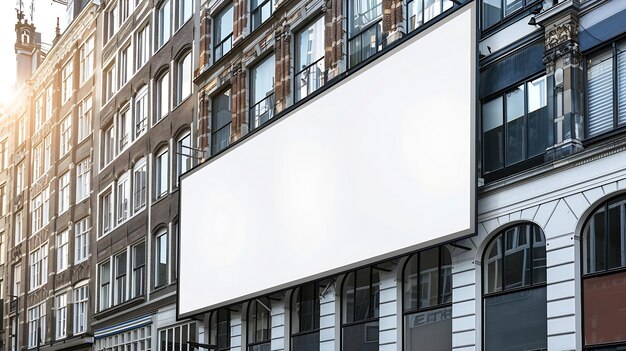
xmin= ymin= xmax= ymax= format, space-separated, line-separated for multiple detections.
xmin=582 ymin=194 xmax=626 ymax=349
xmin=155 ymin=71 xmax=170 ymax=123
xmin=21 ymin=30 xmax=30 ymax=44
xmin=176 ymin=52 xmax=192 ymax=105
xmin=482 ymin=223 xmax=547 ymax=351
xmin=155 ymin=146 xmax=170 ymax=199
xmin=341 ymin=267 xmax=379 ymax=351
xmin=209 ymin=309 xmax=231 ymax=351
xmin=176 ymin=131 xmax=192 ymax=185
xmin=248 ymin=298 xmax=271 ymax=351
xmin=402 ymin=246 xmax=452 ymax=351
xmin=291 ymin=283 xmax=322 ymax=351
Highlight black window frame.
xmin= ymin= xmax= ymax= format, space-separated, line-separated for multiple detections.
xmin=341 ymin=267 xmax=380 ymax=351
xmin=290 ymin=283 xmax=322 ymax=351
xmin=584 ymin=38 xmax=626 ymax=141
xmin=581 ymin=193 xmax=626 ymax=277
xmin=401 ymin=246 xmax=453 ymax=351
xmin=209 ymin=308 xmax=232 ymax=351
xmin=251 ymin=0 xmax=273 ymax=32
xmin=249 ymin=55 xmax=275 ymax=131
xmin=294 ymin=16 xmax=326 ymax=103
xmin=405 ymin=0 xmax=454 ymax=34
xmin=247 ymin=297 xmax=272 ymax=351
xmin=581 ymin=194 xmax=626 ymax=350
xmin=480 ymin=0 xmax=542 ymax=33
xmin=480 ymin=73 xmax=552 ymax=178
xmin=481 ymin=222 xmax=548 ymax=351
xmin=211 ymin=87 xmax=233 ymax=155
xmin=214 ymin=3 xmax=234 ymax=63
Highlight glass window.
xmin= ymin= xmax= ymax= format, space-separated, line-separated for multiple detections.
xmin=342 ymin=267 xmax=380 ymax=351
xmin=120 ymin=44 xmax=133 ymax=86
xmin=212 ymin=89 xmax=232 ymax=154
xmin=104 ymin=64 xmax=117 ymax=101
xmin=587 ymin=42 xmax=626 ymax=138
xmin=114 ymin=251 xmax=127 ymax=305
xmin=248 ymin=297 xmax=271 ymax=351
xmin=158 ymin=323 xmax=195 ymax=351
xmin=177 ymin=133 xmax=192 ymax=183
xmin=56 ymin=294 xmax=67 ymax=339
xmin=402 ymin=247 xmax=452 ymax=351
xmin=133 ymin=159 xmax=147 ymax=212
xmin=29 ymin=244 xmax=49 ymax=290
xmin=80 ymin=36 xmax=94 ymax=84
xmin=155 ymin=148 xmax=169 ymax=198
xmin=136 ymin=24 xmax=151 ymax=69
xmin=75 ymin=217 xmax=89 ymax=263
xmin=73 ymin=285 xmax=88 ymax=334
xmin=132 ymin=242 xmax=146 ymax=298
xmin=135 ymin=87 xmax=149 ymax=138
xmin=250 ymin=55 xmax=275 ymax=130
xmin=27 ymin=303 xmax=46 ymax=348
xmin=482 ymin=223 xmax=547 ymax=351
xmin=251 ymin=0 xmax=272 ymax=31
xmin=57 ymin=230 xmax=69 ymax=272
xmin=156 ymin=72 xmax=170 ymax=122
xmin=209 ymin=309 xmax=231 ymax=351
xmin=117 ymin=175 xmax=130 ymax=223
xmin=295 ymin=17 xmax=325 ymax=101
xmin=583 ymin=194 xmax=626 ymax=274
xmin=78 ymin=96 xmax=93 ymax=141
xmin=119 ymin=106 xmax=132 ymax=151
xmin=99 ymin=261 xmax=111 ymax=310
xmin=177 ymin=53 xmax=192 ymax=104
xmin=214 ymin=4 xmax=234 ymax=61
xmin=103 ymin=124 xmax=115 ymax=166
xmin=62 ymin=60 xmax=73 ymax=103
xmin=407 ymin=0 xmax=453 ymax=32
xmin=484 ymin=288 xmax=547 ymax=351
xmin=291 ymin=283 xmax=321 ymax=351
xmin=101 ymin=189 xmax=114 ymax=236
xmin=76 ymin=158 xmax=91 ymax=201
xmin=155 ymin=231 xmax=168 ymax=287
xmin=348 ymin=0 xmax=383 ymax=67
xmin=157 ymin=0 xmax=171 ymax=48
xmin=105 ymin=3 xmax=117 ymax=42
xmin=178 ymin=0 xmax=193 ymax=27
xmin=45 ymin=84 xmax=53 ymax=119
xmin=482 ymin=75 xmax=552 ymax=174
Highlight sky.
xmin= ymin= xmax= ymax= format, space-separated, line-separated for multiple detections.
xmin=1 ymin=0 xmax=67 ymax=108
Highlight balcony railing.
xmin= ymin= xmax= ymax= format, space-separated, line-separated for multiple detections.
xmin=250 ymin=93 xmax=275 ymax=130
xmin=295 ymin=57 xmax=325 ymax=102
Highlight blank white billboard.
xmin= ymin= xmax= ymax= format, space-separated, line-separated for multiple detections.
xmin=179 ymin=3 xmax=475 ymax=317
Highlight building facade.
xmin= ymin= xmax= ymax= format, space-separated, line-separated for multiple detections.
xmin=2 ymin=0 xmax=626 ymax=351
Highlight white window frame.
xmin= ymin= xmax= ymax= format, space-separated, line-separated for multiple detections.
xmin=80 ymin=36 xmax=94 ymax=84
xmin=75 ymin=218 xmax=90 ymax=263
xmin=78 ymin=96 xmax=93 ymax=142
xmin=62 ymin=60 xmax=73 ymax=103
xmin=57 ymin=231 xmax=69 ymax=272
xmin=155 ymin=148 xmax=169 ymax=199
xmin=55 ymin=294 xmax=67 ymax=339
xmin=59 ymin=171 xmax=71 ymax=214
xmin=73 ymin=284 xmax=89 ymax=334
xmin=76 ymin=158 xmax=91 ymax=201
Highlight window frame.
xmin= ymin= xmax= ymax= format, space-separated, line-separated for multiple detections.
xmin=213 ymin=3 xmax=234 ymax=62
xmin=155 ymin=147 xmax=170 ymax=199
xmin=75 ymin=217 xmax=90 ymax=264
xmin=176 ymin=51 xmax=192 ymax=105
xmin=249 ymin=54 xmax=276 ymax=131
xmin=480 ymin=73 xmax=551 ymax=177
xmin=250 ymin=0 xmax=273 ymax=31
xmin=481 ymin=0 xmax=541 ymax=32
xmin=154 ymin=229 xmax=169 ymax=288
xmin=294 ymin=16 xmax=326 ymax=102
xmin=584 ymin=38 xmax=626 ymax=140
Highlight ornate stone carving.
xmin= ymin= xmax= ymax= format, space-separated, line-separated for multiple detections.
xmin=545 ymin=21 xmax=578 ymax=51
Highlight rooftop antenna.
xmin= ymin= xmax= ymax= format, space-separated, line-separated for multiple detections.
xmin=15 ymin=0 xmax=25 ymax=21
xmin=29 ymin=0 xmax=34 ymax=23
